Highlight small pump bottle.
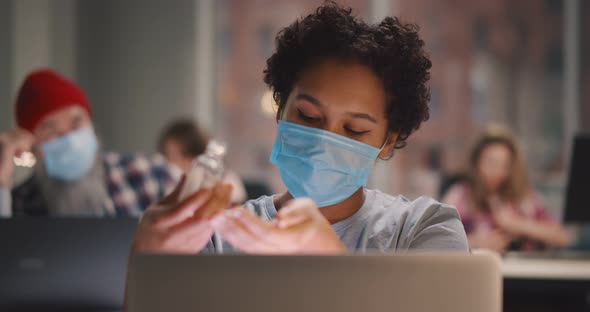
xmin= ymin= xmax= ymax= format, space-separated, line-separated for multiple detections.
xmin=178 ymin=140 xmax=226 ymax=201
xmin=178 ymin=140 xmax=226 ymax=253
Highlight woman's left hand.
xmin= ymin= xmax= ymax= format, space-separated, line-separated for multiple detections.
xmin=493 ymin=207 xmax=525 ymax=236
xmin=210 ymin=198 xmax=346 ymax=254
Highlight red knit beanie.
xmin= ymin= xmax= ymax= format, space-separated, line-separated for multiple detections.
xmin=15 ymin=69 xmax=92 ymax=132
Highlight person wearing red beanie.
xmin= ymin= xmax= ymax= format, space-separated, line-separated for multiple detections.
xmin=0 ymin=69 xmax=179 ymax=217
xmin=15 ymin=69 xmax=92 ymax=133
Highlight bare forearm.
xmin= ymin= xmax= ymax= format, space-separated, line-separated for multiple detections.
xmin=517 ymin=220 xmax=570 ymax=247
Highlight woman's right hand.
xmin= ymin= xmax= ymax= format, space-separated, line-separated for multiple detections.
xmin=131 ymin=177 xmax=233 ymax=254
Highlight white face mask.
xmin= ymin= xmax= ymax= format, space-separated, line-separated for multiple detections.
xmin=41 ymin=126 xmax=99 ymax=181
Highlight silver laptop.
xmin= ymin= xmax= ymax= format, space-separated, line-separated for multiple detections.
xmin=128 ymin=253 xmax=501 ymax=312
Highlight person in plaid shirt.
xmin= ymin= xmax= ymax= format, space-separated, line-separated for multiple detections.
xmin=0 ymin=69 xmax=179 ymax=217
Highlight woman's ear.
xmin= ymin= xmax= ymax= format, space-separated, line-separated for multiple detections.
xmin=378 ymin=132 xmax=398 ymax=160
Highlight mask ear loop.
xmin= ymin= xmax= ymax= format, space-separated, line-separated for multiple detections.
xmin=379 ymin=131 xmax=390 ymax=150
xmin=377 ymin=131 xmax=394 ymax=160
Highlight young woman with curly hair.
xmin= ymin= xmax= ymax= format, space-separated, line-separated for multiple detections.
xmin=130 ymin=2 xmax=469 ymax=255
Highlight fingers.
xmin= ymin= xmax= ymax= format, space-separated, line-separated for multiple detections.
xmin=168 ymin=220 xmax=213 ymax=251
xmin=0 ymin=129 xmax=33 ymax=187
xmin=210 ymin=209 xmax=274 ymax=253
xmin=210 ymin=202 xmax=339 ymax=254
xmin=13 ymin=129 xmax=34 ymax=151
xmin=229 ymin=207 xmax=276 ymax=238
xmin=154 ymin=183 xmax=231 ymax=238
xmin=192 ymin=184 xmax=232 ymax=220
xmin=165 ymin=184 xmax=232 ymax=233
xmin=276 ymin=198 xmax=317 ymax=229
xmin=1 ymin=129 xmax=34 ymax=154
xmin=222 ymin=206 xmax=308 ymax=252
xmin=155 ymin=187 xmax=213 ymax=228
xmin=159 ymin=175 xmax=186 ymax=205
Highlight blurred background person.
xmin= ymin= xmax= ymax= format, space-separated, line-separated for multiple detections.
xmin=158 ymin=119 xmax=248 ymax=204
xmin=0 ymin=69 xmax=178 ymax=217
xmin=443 ymin=126 xmax=570 ymax=253
xmin=0 ymin=1 xmax=585 ymax=311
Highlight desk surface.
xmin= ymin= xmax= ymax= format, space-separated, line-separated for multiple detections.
xmin=503 ymin=257 xmax=590 ymax=280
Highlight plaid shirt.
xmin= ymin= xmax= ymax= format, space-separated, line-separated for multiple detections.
xmin=11 ymin=152 xmax=180 ymax=217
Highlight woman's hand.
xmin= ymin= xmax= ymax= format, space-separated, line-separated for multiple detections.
xmin=493 ymin=206 xmax=570 ymax=248
xmin=468 ymin=227 xmax=511 ymax=253
xmin=493 ymin=207 xmax=525 ymax=236
xmin=211 ymin=198 xmax=346 ymax=254
xmin=131 ymin=177 xmax=233 ymax=254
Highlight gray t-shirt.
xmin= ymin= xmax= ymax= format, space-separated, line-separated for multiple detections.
xmin=205 ymin=188 xmax=469 ymax=253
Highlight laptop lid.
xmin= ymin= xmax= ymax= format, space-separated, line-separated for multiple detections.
xmin=128 ymin=253 xmax=501 ymax=312
xmin=0 ymin=218 xmax=137 ymax=311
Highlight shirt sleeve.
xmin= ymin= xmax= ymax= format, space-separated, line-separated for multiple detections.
xmin=0 ymin=187 xmax=12 ymax=218
xmin=406 ymin=198 xmax=470 ymax=252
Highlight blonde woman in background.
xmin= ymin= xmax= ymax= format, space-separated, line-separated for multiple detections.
xmin=444 ymin=127 xmax=570 ymax=253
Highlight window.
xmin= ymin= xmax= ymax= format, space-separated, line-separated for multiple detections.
xmin=389 ymin=0 xmax=569 ymax=215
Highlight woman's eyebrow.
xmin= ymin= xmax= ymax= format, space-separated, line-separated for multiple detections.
xmin=296 ymin=93 xmax=377 ymax=123
xmin=347 ymin=112 xmax=377 ymax=123
xmin=295 ymin=93 xmax=323 ymax=107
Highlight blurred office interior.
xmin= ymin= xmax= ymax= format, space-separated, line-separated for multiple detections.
xmin=0 ymin=0 xmax=588 ymax=311
xmin=1 ymin=0 xmax=588 ymax=217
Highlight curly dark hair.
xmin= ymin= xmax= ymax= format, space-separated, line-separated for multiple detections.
xmin=263 ymin=2 xmax=431 ymax=150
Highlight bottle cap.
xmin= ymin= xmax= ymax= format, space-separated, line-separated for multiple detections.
xmin=205 ymin=140 xmax=226 ymax=158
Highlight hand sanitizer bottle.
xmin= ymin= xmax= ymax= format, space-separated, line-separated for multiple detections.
xmin=179 ymin=140 xmax=226 ymax=201
xmin=177 ymin=140 xmax=227 ymax=253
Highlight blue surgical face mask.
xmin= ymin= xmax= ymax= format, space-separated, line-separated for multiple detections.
xmin=270 ymin=120 xmax=387 ymax=207
xmin=41 ymin=126 xmax=99 ymax=182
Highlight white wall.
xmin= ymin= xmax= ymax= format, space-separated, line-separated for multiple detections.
xmin=12 ymin=0 xmax=53 ymax=100
xmin=3 ymin=0 xmax=211 ymax=153
xmin=50 ymin=0 xmax=77 ymax=80
xmin=1 ymin=0 xmax=78 ymax=132
xmin=76 ymin=0 xmax=200 ymax=153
